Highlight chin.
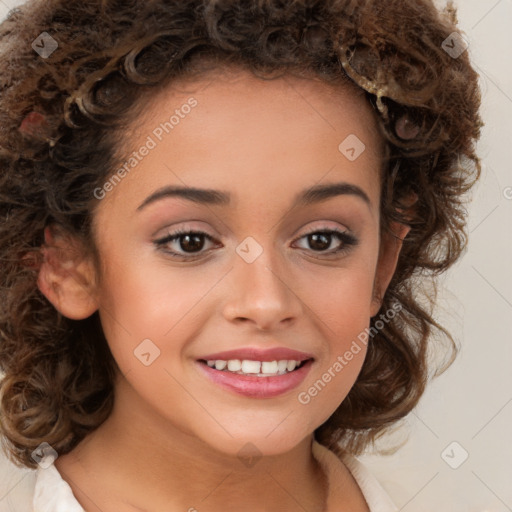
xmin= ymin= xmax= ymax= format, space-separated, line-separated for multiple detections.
xmin=195 ymin=424 xmax=310 ymax=461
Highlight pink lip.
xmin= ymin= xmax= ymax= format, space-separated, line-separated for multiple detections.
xmin=196 ymin=359 xmax=314 ymax=399
xmin=198 ymin=347 xmax=314 ymax=363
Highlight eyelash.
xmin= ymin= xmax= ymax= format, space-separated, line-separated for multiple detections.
xmin=153 ymin=227 xmax=358 ymax=260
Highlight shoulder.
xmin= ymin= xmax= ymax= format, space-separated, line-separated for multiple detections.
xmin=340 ymin=452 xmax=399 ymax=512
xmin=312 ymin=440 xmax=399 ymax=512
xmin=32 ymin=462 xmax=84 ymax=512
xmin=4 ymin=443 xmax=399 ymax=512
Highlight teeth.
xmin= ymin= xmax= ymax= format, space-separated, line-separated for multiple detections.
xmin=241 ymin=360 xmax=261 ymax=373
xmin=261 ymin=361 xmax=278 ymax=374
xmin=214 ymin=360 xmax=227 ymax=370
xmin=227 ymin=359 xmax=242 ymax=372
xmin=277 ymin=360 xmax=288 ymax=373
xmin=204 ymin=358 xmax=305 ymax=376
xmin=286 ymin=360 xmax=297 ymax=372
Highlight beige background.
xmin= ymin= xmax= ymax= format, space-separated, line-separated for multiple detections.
xmin=0 ymin=0 xmax=511 ymax=510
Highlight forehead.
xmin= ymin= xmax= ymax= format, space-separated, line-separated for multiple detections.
xmin=141 ymin=67 xmax=382 ymax=152
xmin=96 ymin=68 xmax=384 ymax=218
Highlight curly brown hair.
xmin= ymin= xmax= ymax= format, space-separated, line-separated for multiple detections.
xmin=0 ymin=0 xmax=482 ymax=469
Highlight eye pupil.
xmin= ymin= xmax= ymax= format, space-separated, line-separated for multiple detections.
xmin=180 ymin=233 xmax=205 ymax=252
xmin=309 ymin=233 xmax=331 ymax=251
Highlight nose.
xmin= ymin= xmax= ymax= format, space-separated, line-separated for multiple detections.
xmin=222 ymin=245 xmax=303 ymax=331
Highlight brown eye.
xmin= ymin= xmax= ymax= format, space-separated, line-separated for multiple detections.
xmin=308 ymin=232 xmax=332 ymax=251
xmin=178 ymin=233 xmax=206 ymax=253
xmin=293 ymin=229 xmax=358 ymax=255
xmin=154 ymin=230 xmax=217 ymax=258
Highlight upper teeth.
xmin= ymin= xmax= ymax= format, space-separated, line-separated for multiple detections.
xmin=206 ymin=359 xmax=302 ymax=376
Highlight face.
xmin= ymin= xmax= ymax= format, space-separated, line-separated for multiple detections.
xmin=47 ymin=68 xmax=404 ymax=458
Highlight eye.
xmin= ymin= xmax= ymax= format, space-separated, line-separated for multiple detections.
xmin=153 ymin=227 xmax=358 ymax=260
xmin=292 ymin=228 xmax=358 ymax=255
xmin=153 ymin=229 xmax=218 ymax=259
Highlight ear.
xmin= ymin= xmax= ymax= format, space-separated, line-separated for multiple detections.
xmin=36 ymin=225 xmax=99 ymax=320
xmin=370 ymin=220 xmax=411 ymax=317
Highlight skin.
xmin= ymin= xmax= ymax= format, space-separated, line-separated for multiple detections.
xmin=38 ymin=67 xmax=409 ymax=511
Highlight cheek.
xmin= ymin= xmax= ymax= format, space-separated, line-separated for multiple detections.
xmin=95 ymin=249 xmax=221 ymax=369
xmin=293 ymin=257 xmax=377 ymax=420
xmin=301 ymin=250 xmax=378 ymax=337
xmin=315 ymin=272 xmax=374 ymax=331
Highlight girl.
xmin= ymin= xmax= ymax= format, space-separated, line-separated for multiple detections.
xmin=0 ymin=0 xmax=482 ymax=510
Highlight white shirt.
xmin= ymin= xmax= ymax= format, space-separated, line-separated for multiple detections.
xmin=32 ymin=441 xmax=398 ymax=511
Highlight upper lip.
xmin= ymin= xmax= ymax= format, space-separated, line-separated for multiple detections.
xmin=198 ymin=347 xmax=314 ymax=362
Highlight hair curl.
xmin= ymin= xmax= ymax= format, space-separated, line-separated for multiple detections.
xmin=0 ymin=0 xmax=482 ymax=468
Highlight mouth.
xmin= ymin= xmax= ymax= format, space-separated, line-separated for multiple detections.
xmin=195 ymin=348 xmax=314 ymax=398
xmin=198 ymin=358 xmax=311 ymax=377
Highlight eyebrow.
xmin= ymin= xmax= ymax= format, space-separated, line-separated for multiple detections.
xmin=136 ymin=181 xmax=371 ymax=212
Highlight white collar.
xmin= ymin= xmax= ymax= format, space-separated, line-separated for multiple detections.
xmin=312 ymin=440 xmax=398 ymax=512
xmin=33 ymin=463 xmax=85 ymax=512
xmin=33 ymin=442 xmax=397 ymax=512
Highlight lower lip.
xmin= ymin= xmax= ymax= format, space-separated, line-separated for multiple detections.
xmin=197 ymin=360 xmax=313 ymax=398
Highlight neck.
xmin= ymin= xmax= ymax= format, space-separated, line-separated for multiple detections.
xmin=55 ymin=372 xmax=328 ymax=512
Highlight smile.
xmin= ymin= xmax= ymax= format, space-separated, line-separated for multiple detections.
xmin=202 ymin=358 xmax=306 ymax=377
xmin=196 ymin=354 xmax=314 ymax=398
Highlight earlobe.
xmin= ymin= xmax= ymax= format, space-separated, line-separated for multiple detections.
xmin=370 ymin=221 xmax=411 ymax=317
xmin=36 ymin=226 xmax=99 ymax=320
